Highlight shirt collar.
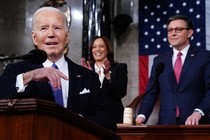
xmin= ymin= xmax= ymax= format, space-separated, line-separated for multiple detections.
xmin=173 ymin=44 xmax=190 ymax=57
xmin=43 ymin=55 xmax=66 ymax=69
xmin=94 ymin=63 xmax=100 ymax=72
xmin=94 ymin=63 xmax=104 ymax=73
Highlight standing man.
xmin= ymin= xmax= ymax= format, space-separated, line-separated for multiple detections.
xmin=136 ymin=15 xmax=210 ymax=125
xmin=0 ymin=7 xmax=116 ymax=131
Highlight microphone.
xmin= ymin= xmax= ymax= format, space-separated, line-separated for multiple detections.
xmin=0 ymin=49 xmax=47 ymax=64
xmin=142 ymin=62 xmax=165 ymax=96
xmin=155 ymin=62 xmax=165 ymax=78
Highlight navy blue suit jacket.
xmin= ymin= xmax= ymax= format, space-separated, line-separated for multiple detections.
xmin=0 ymin=56 xmax=116 ymax=131
xmin=139 ymin=47 xmax=210 ymax=124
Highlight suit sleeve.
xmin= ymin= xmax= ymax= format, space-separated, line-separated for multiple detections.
xmin=137 ymin=57 xmax=160 ymax=122
xmin=0 ymin=63 xmax=19 ymax=99
xmin=196 ymin=51 xmax=210 ymax=116
xmin=102 ymin=63 xmax=128 ymax=99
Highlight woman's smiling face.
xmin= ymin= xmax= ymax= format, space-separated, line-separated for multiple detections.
xmin=92 ymin=38 xmax=108 ymax=62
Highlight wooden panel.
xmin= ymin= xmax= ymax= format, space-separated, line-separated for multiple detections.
xmin=0 ymin=98 xmax=120 ymax=140
xmin=117 ymin=125 xmax=210 ymax=140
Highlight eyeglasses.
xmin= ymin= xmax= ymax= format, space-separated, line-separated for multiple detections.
xmin=167 ymin=27 xmax=189 ymax=34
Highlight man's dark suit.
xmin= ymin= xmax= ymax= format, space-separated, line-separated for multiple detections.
xmin=0 ymin=56 xmax=116 ymax=131
xmin=92 ymin=62 xmax=128 ymax=123
xmin=139 ymin=47 xmax=210 ymax=124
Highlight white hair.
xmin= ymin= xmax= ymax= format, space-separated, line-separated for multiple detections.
xmin=32 ymin=7 xmax=68 ymax=31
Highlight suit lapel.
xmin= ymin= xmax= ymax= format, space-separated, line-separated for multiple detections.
xmin=179 ymin=47 xmax=196 ymax=84
xmin=65 ymin=57 xmax=83 ymax=107
xmin=159 ymin=47 xmax=197 ymax=93
xmin=165 ymin=51 xmax=178 ymax=89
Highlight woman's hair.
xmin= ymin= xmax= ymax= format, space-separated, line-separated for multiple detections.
xmin=89 ymin=36 xmax=114 ymax=64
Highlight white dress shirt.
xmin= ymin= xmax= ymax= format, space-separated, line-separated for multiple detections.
xmin=94 ymin=63 xmax=105 ymax=88
xmin=172 ymin=44 xmax=189 ymax=67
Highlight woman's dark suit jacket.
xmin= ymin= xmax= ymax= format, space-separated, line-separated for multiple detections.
xmin=92 ymin=62 xmax=128 ymax=123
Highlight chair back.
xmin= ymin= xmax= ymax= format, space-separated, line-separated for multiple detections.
xmin=126 ymin=94 xmax=160 ymax=125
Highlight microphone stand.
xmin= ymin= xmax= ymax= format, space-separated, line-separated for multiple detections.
xmin=133 ymin=62 xmax=164 ymax=120
xmin=0 ymin=56 xmax=22 ymax=62
xmin=133 ymin=79 xmax=157 ymax=121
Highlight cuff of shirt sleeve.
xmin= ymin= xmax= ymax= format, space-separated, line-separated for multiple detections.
xmin=137 ymin=114 xmax=146 ymax=121
xmin=194 ymin=108 xmax=204 ymax=116
xmin=16 ymin=73 xmax=26 ymax=93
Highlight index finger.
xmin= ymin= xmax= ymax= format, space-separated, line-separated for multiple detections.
xmin=56 ymin=70 xmax=69 ymax=80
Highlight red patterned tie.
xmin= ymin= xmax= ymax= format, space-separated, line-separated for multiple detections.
xmin=174 ymin=52 xmax=182 ymax=117
xmin=174 ymin=52 xmax=182 ymax=83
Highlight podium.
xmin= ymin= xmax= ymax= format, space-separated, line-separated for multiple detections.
xmin=117 ymin=124 xmax=210 ymax=140
xmin=0 ymin=98 xmax=120 ymax=140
